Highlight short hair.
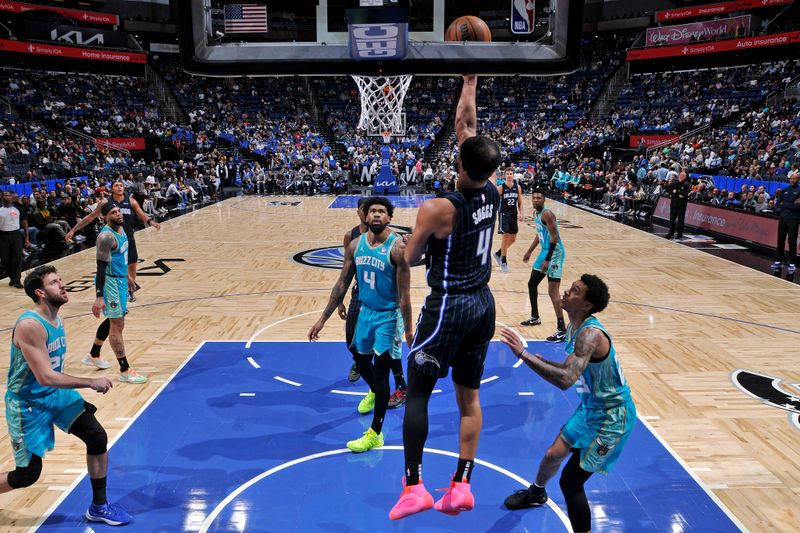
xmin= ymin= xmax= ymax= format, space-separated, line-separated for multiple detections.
xmin=504 ymin=166 xmax=515 ymax=174
xmin=580 ymin=273 xmax=610 ymax=315
xmin=100 ymin=201 xmax=116 ymax=217
xmin=357 ymin=196 xmax=371 ymax=212
xmin=531 ymin=188 xmax=546 ymax=196
xmin=459 ymin=136 xmax=501 ymax=181
xmin=24 ymin=265 xmax=58 ymax=303
xmin=363 ymin=197 xmax=394 ymax=218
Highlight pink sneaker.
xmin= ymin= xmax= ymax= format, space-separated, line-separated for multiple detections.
xmin=434 ymin=481 xmax=474 ymax=515
xmin=389 ymin=480 xmax=434 ymax=520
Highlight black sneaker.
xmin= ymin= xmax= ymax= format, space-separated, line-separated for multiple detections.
xmin=504 ymin=484 xmax=548 ymax=510
xmin=348 ymin=362 xmax=361 ymax=383
xmin=520 ymin=317 xmax=542 ymax=326
xmin=546 ymin=330 xmax=567 ymax=343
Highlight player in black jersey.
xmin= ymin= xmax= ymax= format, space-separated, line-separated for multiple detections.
xmin=493 ymin=167 xmax=524 ymax=273
xmin=390 ymin=75 xmax=501 ymax=520
xmin=66 ymin=180 xmax=160 ymax=370
xmin=340 ymin=198 xmax=408 ymax=406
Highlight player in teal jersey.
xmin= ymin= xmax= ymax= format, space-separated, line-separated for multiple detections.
xmin=500 ymin=274 xmax=636 ymax=533
xmin=521 ymin=188 xmax=567 ymax=342
xmin=309 ymin=197 xmax=413 ymax=453
xmin=1 ymin=265 xmax=133 ymax=526
xmin=92 ymin=202 xmax=147 ymax=384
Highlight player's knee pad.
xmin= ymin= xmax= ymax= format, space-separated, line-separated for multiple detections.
xmin=558 ymin=454 xmax=591 ymax=495
xmin=95 ymin=318 xmax=111 ymax=341
xmin=69 ymin=411 xmax=108 ymax=456
xmin=7 ymin=455 xmax=42 ymax=489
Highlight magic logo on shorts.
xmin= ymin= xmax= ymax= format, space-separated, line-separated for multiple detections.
xmin=414 ymin=350 xmax=439 ymax=369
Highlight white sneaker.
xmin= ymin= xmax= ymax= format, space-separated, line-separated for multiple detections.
xmin=119 ymin=370 xmax=148 ymax=384
xmin=789 ymin=264 xmax=797 ymax=275
xmin=500 ymin=262 xmax=510 ymax=273
xmin=81 ymin=355 xmax=111 ymax=369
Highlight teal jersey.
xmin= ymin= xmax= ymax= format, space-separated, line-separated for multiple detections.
xmin=565 ymin=316 xmax=631 ymax=409
xmin=100 ymin=225 xmax=128 ymax=277
xmin=534 ymin=207 xmax=564 ymax=252
xmin=7 ymin=311 xmax=67 ymax=398
xmin=354 ymin=233 xmax=399 ymax=312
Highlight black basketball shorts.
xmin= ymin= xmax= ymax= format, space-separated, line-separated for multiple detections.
xmin=498 ymin=214 xmax=519 ymax=235
xmin=408 ymin=286 xmax=496 ymax=389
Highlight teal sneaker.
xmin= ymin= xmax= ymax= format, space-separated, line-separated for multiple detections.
xmin=357 ymin=391 xmax=375 ymax=414
xmin=347 ymin=428 xmax=384 ymax=453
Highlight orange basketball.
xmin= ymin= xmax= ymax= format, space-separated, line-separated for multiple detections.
xmin=445 ymin=16 xmax=492 ymax=42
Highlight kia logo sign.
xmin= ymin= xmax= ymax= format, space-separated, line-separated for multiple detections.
xmin=51 ymin=28 xmax=104 ymax=46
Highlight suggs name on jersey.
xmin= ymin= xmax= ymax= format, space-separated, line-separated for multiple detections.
xmin=472 ymin=204 xmax=494 ymax=225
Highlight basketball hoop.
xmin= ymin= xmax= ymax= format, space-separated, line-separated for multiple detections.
xmin=352 ymin=74 xmax=413 ymax=135
xmin=381 ymin=131 xmax=393 ymax=144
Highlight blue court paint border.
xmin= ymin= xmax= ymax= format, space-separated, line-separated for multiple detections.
xmin=36 ymin=340 xmax=747 ymax=532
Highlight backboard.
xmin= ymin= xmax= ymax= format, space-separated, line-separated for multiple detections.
xmin=177 ymin=0 xmax=583 ymax=77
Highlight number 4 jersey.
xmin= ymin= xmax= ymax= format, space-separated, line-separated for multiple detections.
xmin=7 ymin=311 xmax=67 ymax=399
xmin=354 ymin=232 xmax=400 ymax=311
xmin=425 ymin=182 xmax=501 ymax=293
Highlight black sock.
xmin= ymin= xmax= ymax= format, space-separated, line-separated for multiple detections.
xmin=405 ymin=463 xmax=422 ymax=486
xmin=90 ymin=343 xmax=102 ymax=358
xmin=557 ymin=317 xmax=566 ymax=331
xmin=118 ymin=357 xmax=130 ymax=373
xmin=495 ymin=249 xmax=501 ymax=256
xmin=390 ymin=359 xmax=406 ymax=390
xmin=90 ymin=476 xmax=107 ymax=506
xmin=502 ymin=256 xmax=507 ymax=264
xmin=454 ymin=458 xmax=474 ymax=483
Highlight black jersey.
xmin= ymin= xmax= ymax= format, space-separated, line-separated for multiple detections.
xmin=425 ymin=182 xmax=500 ymax=293
xmin=500 ymin=182 xmax=519 ymax=217
xmin=108 ymin=193 xmax=135 ymax=237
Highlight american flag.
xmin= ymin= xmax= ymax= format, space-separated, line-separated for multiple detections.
xmin=224 ymin=4 xmax=268 ymax=34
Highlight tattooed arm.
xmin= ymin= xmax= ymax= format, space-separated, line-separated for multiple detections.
xmin=92 ymin=231 xmax=117 ymax=318
xmin=308 ymin=239 xmax=358 ymax=341
xmin=499 ymin=327 xmax=608 ymax=390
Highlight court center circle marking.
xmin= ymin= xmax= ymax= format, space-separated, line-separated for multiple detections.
xmin=197 ymin=446 xmax=571 ymax=532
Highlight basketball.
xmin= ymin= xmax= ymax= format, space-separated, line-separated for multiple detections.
xmin=445 ymin=16 xmax=492 ymax=42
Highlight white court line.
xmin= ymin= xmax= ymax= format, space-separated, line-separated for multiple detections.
xmin=63 ymin=469 xmax=85 ymax=474
xmin=114 ymin=417 xmax=132 ymax=422
xmin=30 ymin=341 xmax=209 ymax=533
xmin=245 ymin=310 xmax=324 ymax=348
xmin=46 ymin=486 xmax=72 ymax=491
xmin=642 ymin=416 xmax=660 ymax=420
xmin=274 ymin=376 xmax=301 ymax=387
xmin=151 ymin=380 xmax=166 ymax=384
xmin=637 ymin=417 xmax=750 ymax=532
xmin=496 ymin=320 xmax=527 ymax=369
xmin=197 ymin=446 xmax=572 ymax=533
xmin=247 ymin=356 xmax=261 ymax=369
xmin=480 ymin=375 xmax=499 ymax=385
xmin=432 ymin=389 xmax=443 ymax=394
xmin=331 ymin=389 xmax=368 ymax=396
xmin=239 ymin=393 xmax=256 ymax=397
xmin=518 ymin=392 xmax=535 ymax=396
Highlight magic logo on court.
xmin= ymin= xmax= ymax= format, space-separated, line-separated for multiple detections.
xmin=292 ymin=225 xmax=423 ymax=269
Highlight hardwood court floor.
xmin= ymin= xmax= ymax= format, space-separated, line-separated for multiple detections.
xmin=1 ymin=195 xmax=798 ymax=532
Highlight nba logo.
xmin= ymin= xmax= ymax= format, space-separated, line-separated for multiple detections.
xmin=511 ymin=0 xmax=535 ymax=34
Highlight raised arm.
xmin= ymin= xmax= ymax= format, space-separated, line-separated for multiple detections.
xmin=65 ymin=199 xmax=104 ymax=240
xmin=392 ymin=240 xmax=414 ymax=346
xmin=500 ymin=326 xmax=608 ymax=390
xmin=15 ymin=320 xmax=111 ymax=393
xmin=308 ymin=239 xmax=358 ymax=340
xmin=456 ymin=75 xmax=478 ymax=146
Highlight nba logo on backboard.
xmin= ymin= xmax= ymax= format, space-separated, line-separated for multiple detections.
xmin=511 ymin=0 xmax=535 ymax=34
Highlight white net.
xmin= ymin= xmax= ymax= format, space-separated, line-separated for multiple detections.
xmin=351 ymin=74 xmax=413 ymax=136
